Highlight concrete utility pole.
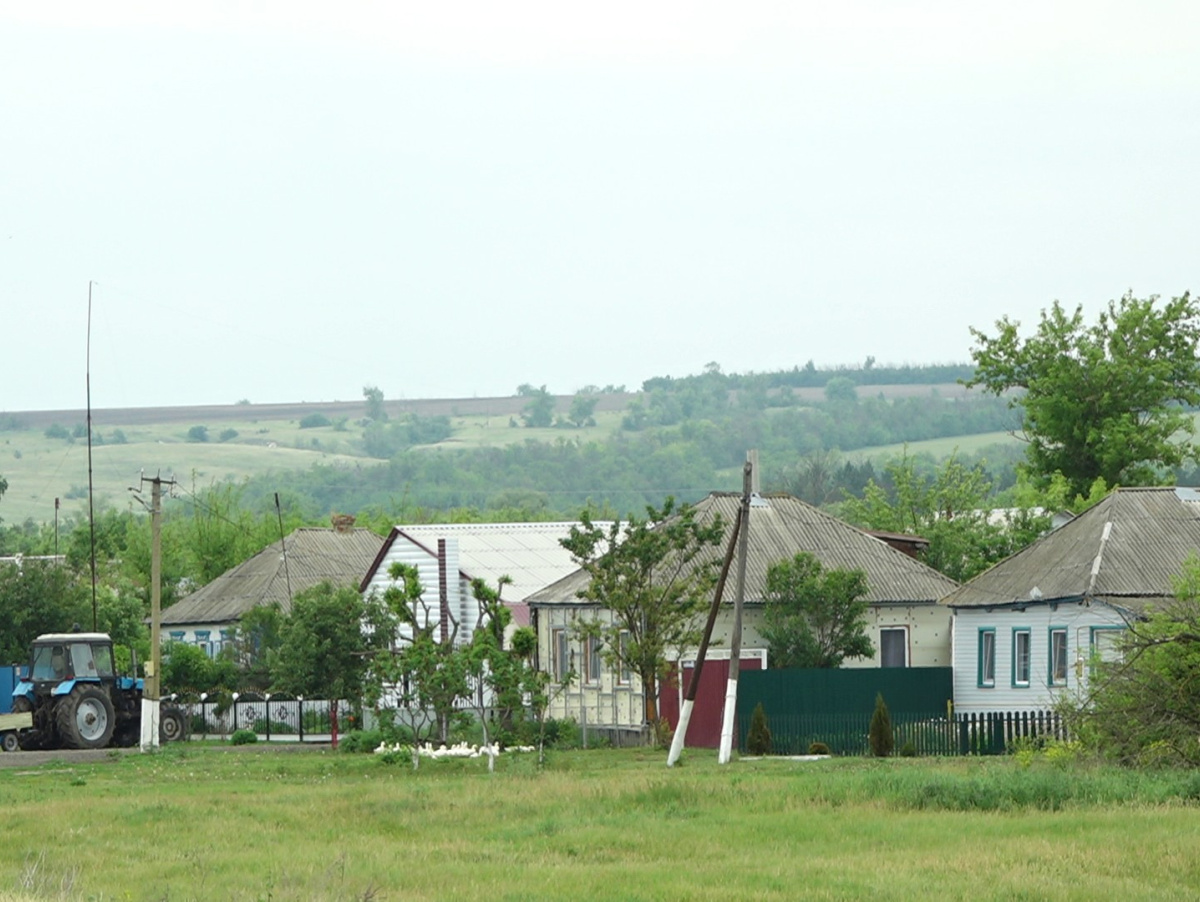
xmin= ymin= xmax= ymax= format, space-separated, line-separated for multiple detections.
xmin=717 ymin=457 xmax=753 ymax=765
xmin=138 ymin=473 xmax=175 ymax=750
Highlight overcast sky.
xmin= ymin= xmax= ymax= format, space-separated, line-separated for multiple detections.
xmin=2 ymin=1 xmax=1197 ymax=412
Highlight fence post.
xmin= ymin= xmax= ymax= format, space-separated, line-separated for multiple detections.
xmin=232 ymin=692 xmax=240 ymax=733
xmin=298 ymin=697 xmax=305 ymax=742
xmin=265 ymin=694 xmax=271 ymax=742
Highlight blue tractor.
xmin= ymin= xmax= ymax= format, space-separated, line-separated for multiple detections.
xmin=11 ymin=632 xmax=186 ymax=750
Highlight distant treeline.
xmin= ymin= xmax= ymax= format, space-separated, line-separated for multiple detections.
xmin=641 ymin=360 xmax=976 ymax=393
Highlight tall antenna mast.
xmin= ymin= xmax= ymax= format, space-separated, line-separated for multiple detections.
xmin=86 ymin=280 xmax=98 ymax=630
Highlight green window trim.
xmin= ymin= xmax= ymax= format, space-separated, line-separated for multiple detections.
xmin=977 ymin=627 xmax=996 ymax=688
xmin=1011 ymin=627 xmax=1032 ymax=688
xmin=1048 ymin=626 xmax=1068 ymax=686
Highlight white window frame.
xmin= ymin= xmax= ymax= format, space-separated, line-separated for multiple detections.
xmin=1012 ymin=628 xmax=1031 ymax=687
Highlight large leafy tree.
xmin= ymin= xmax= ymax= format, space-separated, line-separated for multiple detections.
xmin=0 ymin=559 xmax=90 ymax=662
xmin=1079 ymin=556 xmax=1200 ymax=767
xmin=839 ymin=452 xmax=1046 ymax=582
xmin=561 ymin=498 xmax=725 ymax=734
xmin=760 ymin=552 xmax=874 ymax=669
xmin=272 ymin=581 xmax=395 ymax=711
xmin=967 ymin=292 xmax=1200 ymax=497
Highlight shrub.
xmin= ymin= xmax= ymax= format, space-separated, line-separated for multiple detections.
xmin=229 ymin=729 xmax=257 ymax=745
xmin=187 ymin=425 xmax=209 ymax=442
xmin=300 ymin=413 xmax=332 ymax=429
xmin=252 ymin=718 xmax=296 ymax=735
xmin=339 ymin=729 xmax=386 ymax=754
xmin=746 ymin=703 xmax=772 ymax=755
xmin=869 ymin=693 xmax=894 ymax=758
xmin=899 ymin=740 xmax=918 ymax=758
xmin=218 ymin=428 xmax=239 ymax=442
xmin=808 ymin=741 xmax=831 ymax=755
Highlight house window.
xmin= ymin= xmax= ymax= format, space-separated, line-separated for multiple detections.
xmin=1049 ymin=628 xmax=1068 ymax=686
xmin=168 ymin=631 xmax=185 ymax=643
xmin=551 ymin=628 xmax=570 ymax=682
xmin=978 ymin=628 xmax=996 ymax=688
xmin=1090 ymin=626 xmax=1126 ymax=667
xmin=1012 ymin=629 xmax=1031 ymax=687
xmin=616 ymin=631 xmax=632 ymax=686
xmin=880 ymin=627 xmax=908 ymax=668
xmin=586 ymin=636 xmax=602 ymax=684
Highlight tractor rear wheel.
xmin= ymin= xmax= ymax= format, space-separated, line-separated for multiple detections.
xmin=56 ymin=686 xmax=116 ymax=749
xmin=159 ymin=707 xmax=187 ymax=743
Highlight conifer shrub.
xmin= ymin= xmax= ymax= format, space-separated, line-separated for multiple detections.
xmin=899 ymin=740 xmax=917 ymax=757
xmin=868 ymin=692 xmax=894 ymax=758
xmin=808 ymin=741 xmax=831 ymax=755
xmin=746 ymin=702 xmax=772 ymax=755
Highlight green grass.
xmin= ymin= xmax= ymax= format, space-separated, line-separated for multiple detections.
xmin=1 ymin=746 xmax=1198 ymax=900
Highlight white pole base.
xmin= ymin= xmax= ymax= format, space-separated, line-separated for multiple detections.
xmin=717 ymin=677 xmax=738 ymax=764
xmin=666 ymin=699 xmax=694 ymax=767
xmin=140 ymin=698 xmax=161 ymax=751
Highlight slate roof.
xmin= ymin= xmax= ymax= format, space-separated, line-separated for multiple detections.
xmin=161 ymin=527 xmax=386 ymax=626
xmin=526 ymin=492 xmax=958 ymax=607
xmin=361 ymin=521 xmax=603 ymax=605
xmin=940 ymin=487 xmax=1200 ymax=610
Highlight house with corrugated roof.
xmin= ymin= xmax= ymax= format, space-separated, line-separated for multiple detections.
xmin=943 ymin=486 xmax=1200 ymax=714
xmin=160 ymin=523 xmax=386 ymax=655
xmin=358 ymin=521 xmax=608 ymax=646
xmin=526 ymin=492 xmax=959 ymax=743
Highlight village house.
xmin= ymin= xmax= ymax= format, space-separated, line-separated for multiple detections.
xmin=527 ymin=492 xmax=959 ymax=745
xmin=159 ymin=520 xmax=385 ymax=655
xmin=943 ymin=486 xmax=1200 ymax=714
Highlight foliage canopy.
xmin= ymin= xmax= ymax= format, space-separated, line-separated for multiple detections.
xmin=967 ymin=292 xmax=1200 ymax=497
xmin=760 ymin=552 xmax=874 ymax=668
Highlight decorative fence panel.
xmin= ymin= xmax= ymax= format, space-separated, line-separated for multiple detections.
xmin=177 ymin=694 xmax=351 ymax=742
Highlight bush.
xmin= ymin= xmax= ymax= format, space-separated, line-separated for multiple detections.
xmin=899 ymin=740 xmax=918 ymax=757
xmin=187 ymin=425 xmax=209 ymax=442
xmin=808 ymin=741 xmax=831 ymax=755
xmin=746 ymin=703 xmax=772 ymax=755
xmin=299 ymin=413 xmax=332 ymax=429
xmin=869 ymin=692 xmax=894 ymax=758
xmin=218 ymin=428 xmax=239 ymax=442
xmin=229 ymin=729 xmax=257 ymax=745
xmin=338 ymin=729 xmax=386 ymax=754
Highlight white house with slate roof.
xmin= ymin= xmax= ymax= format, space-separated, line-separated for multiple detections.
xmin=943 ymin=487 xmax=1200 ymax=714
xmin=527 ymin=492 xmax=960 ymax=740
xmin=358 ymin=522 xmax=606 ymax=646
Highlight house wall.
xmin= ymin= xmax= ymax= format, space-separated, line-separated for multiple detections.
xmin=360 ymin=537 xmax=479 ymax=645
xmin=533 ymin=601 xmax=942 ymax=729
xmin=160 ymin=623 xmax=237 ymax=658
xmin=950 ymin=600 xmax=1129 ymax=713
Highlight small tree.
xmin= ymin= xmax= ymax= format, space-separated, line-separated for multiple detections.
xmin=567 ymin=392 xmax=599 ymax=427
xmin=760 ymin=552 xmax=873 ymax=669
xmin=869 ymin=692 xmax=894 ymax=758
xmin=362 ymin=385 xmax=387 ymax=422
xmin=746 ymin=702 xmax=772 ymax=755
xmin=561 ymin=499 xmax=725 ymax=739
xmin=517 ymin=384 xmax=555 ymax=428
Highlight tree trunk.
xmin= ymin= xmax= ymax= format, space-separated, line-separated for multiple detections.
xmin=642 ymin=672 xmax=659 ymax=745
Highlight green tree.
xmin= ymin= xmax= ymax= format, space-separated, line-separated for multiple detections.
xmin=1078 ymin=555 xmax=1200 ymax=767
xmin=517 ymin=384 xmax=555 ymax=428
xmin=869 ymin=692 xmax=894 ymax=757
xmin=824 ymin=376 xmax=858 ymax=403
xmin=839 ymin=452 xmax=1043 ymax=582
xmin=186 ymin=425 xmax=209 ymax=443
xmin=760 ymin=552 xmax=874 ymax=669
xmin=567 ymin=392 xmax=599 ymax=428
xmin=967 ymin=292 xmax=1200 ymax=497
xmin=0 ymin=559 xmax=90 ymax=663
xmin=273 ymin=581 xmax=395 ymax=744
xmin=561 ymin=498 xmax=725 ymax=735
xmin=363 ymin=385 xmax=387 ymax=422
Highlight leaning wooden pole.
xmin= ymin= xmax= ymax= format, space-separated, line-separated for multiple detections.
xmin=666 ymin=510 xmax=742 ymax=767
xmin=718 ymin=459 xmax=753 ymax=765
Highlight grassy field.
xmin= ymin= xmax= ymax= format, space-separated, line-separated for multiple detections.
xmin=2 ymin=745 xmax=1199 ymax=901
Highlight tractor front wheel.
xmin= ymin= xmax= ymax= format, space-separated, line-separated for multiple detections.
xmin=1 ymin=732 xmax=18 ymax=753
xmin=56 ymin=686 xmax=116 ymax=749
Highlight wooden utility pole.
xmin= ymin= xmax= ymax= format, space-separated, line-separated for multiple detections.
xmin=666 ymin=510 xmax=741 ymax=766
xmin=718 ymin=458 xmax=753 ymax=765
xmin=139 ymin=473 xmax=175 ymax=749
